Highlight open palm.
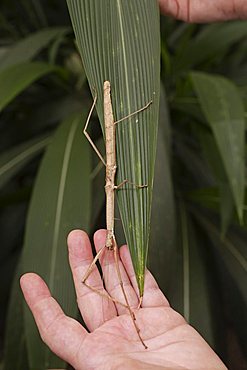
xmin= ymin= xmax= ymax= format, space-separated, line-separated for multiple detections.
xmin=21 ymin=230 xmax=226 ymax=370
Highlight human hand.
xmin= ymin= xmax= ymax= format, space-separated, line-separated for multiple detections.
xmin=159 ymin=0 xmax=247 ymax=22
xmin=21 ymin=229 xmax=227 ymax=370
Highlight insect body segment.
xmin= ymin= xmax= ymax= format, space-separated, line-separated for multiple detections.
xmin=104 ymin=81 xmax=117 ymax=249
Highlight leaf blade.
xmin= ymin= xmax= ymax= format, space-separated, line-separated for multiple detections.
xmin=148 ymin=85 xmax=176 ymax=293
xmin=167 ymin=203 xmax=219 ymax=348
xmin=0 ymin=62 xmax=59 ymax=112
xmin=3 ymin=261 xmax=29 ymax=370
xmin=191 ymin=72 xmax=245 ymax=221
xmin=174 ymin=21 xmax=247 ymax=71
xmin=0 ymin=135 xmax=50 ymax=190
xmin=0 ymin=27 xmax=70 ymax=70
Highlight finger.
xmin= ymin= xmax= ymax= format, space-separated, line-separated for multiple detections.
xmin=94 ymin=230 xmax=139 ymax=314
xmin=120 ymin=245 xmax=170 ymax=308
xmin=159 ymin=0 xmax=182 ymax=19
xmin=159 ymin=0 xmax=241 ymax=23
xmin=68 ymin=229 xmax=117 ymax=331
xmin=20 ymin=273 xmax=86 ymax=370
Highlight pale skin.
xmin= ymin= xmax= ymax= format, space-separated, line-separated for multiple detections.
xmin=21 ymin=229 xmax=227 ymax=370
xmin=159 ymin=0 xmax=247 ymax=22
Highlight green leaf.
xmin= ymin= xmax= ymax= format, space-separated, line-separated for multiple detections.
xmin=196 ymin=128 xmax=234 ymax=234
xmin=191 ymin=209 xmax=247 ymax=355
xmin=29 ymin=96 xmax=84 ymax=127
xmin=148 ymin=85 xmax=176 ymax=292
xmin=167 ymin=202 xmax=218 ymax=348
xmin=0 ymin=27 xmax=70 ymax=71
xmin=67 ymin=0 xmax=160 ymax=295
xmin=175 ymin=136 xmax=214 ymax=186
xmin=187 ymin=187 xmax=220 ymax=211
xmin=175 ymin=21 xmax=247 ymax=71
xmin=22 ymin=114 xmax=91 ymax=369
xmin=193 ymin=211 xmax=247 ymax=303
xmin=3 ymin=260 xmax=29 ymax=370
xmin=171 ymin=97 xmax=204 ymax=123
xmin=0 ymin=187 xmax=31 ymax=208
xmin=0 ymin=136 xmax=50 ymax=190
xmin=0 ymin=62 xmax=59 ymax=112
xmin=187 ymin=187 xmax=247 ymax=225
xmin=191 ymin=72 xmax=245 ymax=222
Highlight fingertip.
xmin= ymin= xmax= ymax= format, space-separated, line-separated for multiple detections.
xmin=67 ymin=229 xmax=88 ymax=247
xmin=20 ymin=272 xmax=36 ymax=286
xmin=20 ymin=272 xmax=44 ymax=290
xmin=20 ymin=273 xmax=50 ymax=307
xmin=159 ymin=0 xmax=179 ymax=17
xmin=93 ymin=229 xmax=107 ymax=251
xmin=119 ymin=244 xmax=129 ymax=258
xmin=68 ymin=229 xmax=92 ymax=269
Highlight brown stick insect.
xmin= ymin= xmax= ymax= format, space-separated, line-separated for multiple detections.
xmin=82 ymin=80 xmax=152 ymax=349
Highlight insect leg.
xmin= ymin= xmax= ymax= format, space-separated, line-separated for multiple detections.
xmin=81 ymin=243 xmax=129 ymax=309
xmin=115 ymin=180 xmax=148 ymax=190
xmin=82 ymin=244 xmax=106 ymax=283
xmin=83 ymin=89 xmax=106 ymax=166
xmin=114 ymin=100 xmax=152 ymax=125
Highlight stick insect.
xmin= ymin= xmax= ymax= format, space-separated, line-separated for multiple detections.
xmin=82 ymin=80 xmax=152 ymax=349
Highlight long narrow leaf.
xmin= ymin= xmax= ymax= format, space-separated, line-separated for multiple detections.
xmin=187 ymin=187 xmax=220 ymax=211
xmin=0 ymin=62 xmax=60 ymax=112
xmin=67 ymin=0 xmax=160 ymax=295
xmin=193 ymin=210 xmax=247 ymax=302
xmin=193 ymin=209 xmax=247 ymax=353
xmin=191 ymin=72 xmax=245 ymax=221
xmin=148 ymin=86 xmax=176 ymax=292
xmin=167 ymin=202 xmax=218 ymax=348
xmin=0 ymin=27 xmax=70 ymax=70
xmin=0 ymin=135 xmax=50 ymax=190
xmin=197 ymin=128 xmax=234 ymax=234
xmin=22 ymin=114 xmax=91 ymax=369
xmin=175 ymin=21 xmax=247 ymax=70
xmin=3 ymin=261 xmax=29 ymax=370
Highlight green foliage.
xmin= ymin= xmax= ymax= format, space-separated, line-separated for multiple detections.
xmin=0 ymin=135 xmax=50 ymax=190
xmin=0 ymin=62 xmax=61 ymax=112
xmin=0 ymin=1 xmax=246 ymax=369
xmin=0 ymin=27 xmax=70 ymax=70
xmin=191 ymin=72 xmax=245 ymax=222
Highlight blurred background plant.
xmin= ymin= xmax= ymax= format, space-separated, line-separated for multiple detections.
xmin=0 ymin=0 xmax=246 ymax=369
